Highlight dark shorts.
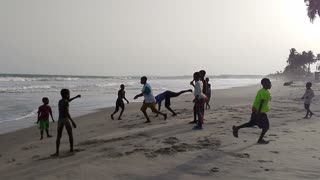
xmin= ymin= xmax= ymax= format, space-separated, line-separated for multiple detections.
xmin=141 ymin=103 xmax=158 ymax=112
xmin=116 ymin=99 xmax=124 ymax=110
xmin=304 ymin=104 xmax=310 ymax=110
xmin=247 ymin=112 xmax=269 ymax=129
xmin=58 ymin=118 xmax=72 ymax=129
xmin=194 ymin=98 xmax=205 ymax=115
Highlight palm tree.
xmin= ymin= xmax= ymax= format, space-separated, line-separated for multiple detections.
xmin=304 ymin=0 xmax=320 ymax=22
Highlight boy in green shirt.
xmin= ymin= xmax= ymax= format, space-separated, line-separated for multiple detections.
xmin=232 ymin=78 xmax=272 ymax=144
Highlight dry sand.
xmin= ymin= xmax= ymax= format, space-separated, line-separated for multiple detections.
xmin=0 ymin=81 xmax=319 ymax=180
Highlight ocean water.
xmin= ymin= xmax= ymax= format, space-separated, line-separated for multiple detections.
xmin=0 ymin=74 xmax=263 ymax=134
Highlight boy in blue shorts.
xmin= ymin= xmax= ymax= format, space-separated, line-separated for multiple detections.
xmin=155 ymin=89 xmax=192 ymax=116
xmin=232 ymin=78 xmax=272 ymax=144
xmin=36 ymin=97 xmax=55 ymax=140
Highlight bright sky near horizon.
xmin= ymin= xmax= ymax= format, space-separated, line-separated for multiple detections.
xmin=0 ymin=0 xmax=320 ymax=76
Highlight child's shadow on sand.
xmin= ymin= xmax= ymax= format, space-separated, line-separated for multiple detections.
xmin=36 ymin=149 xmax=84 ymax=161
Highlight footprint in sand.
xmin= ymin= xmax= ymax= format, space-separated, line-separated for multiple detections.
xmin=21 ymin=145 xmax=39 ymax=151
xmin=7 ymin=158 xmax=16 ymax=163
xmin=270 ymin=151 xmax=279 ymax=154
xmin=233 ymin=153 xmax=250 ymax=158
xmin=209 ymin=167 xmax=220 ymax=173
xmin=257 ymin=160 xmax=273 ymax=163
xmin=162 ymin=137 xmax=180 ymax=145
xmin=32 ymin=155 xmax=40 ymax=159
xmin=268 ymin=134 xmax=278 ymax=137
xmin=125 ymin=148 xmax=150 ymax=156
xmin=282 ymin=130 xmax=294 ymax=133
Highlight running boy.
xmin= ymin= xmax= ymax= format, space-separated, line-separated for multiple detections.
xmin=36 ymin=97 xmax=55 ymax=140
xmin=134 ymin=76 xmax=167 ymax=123
xmin=301 ymin=82 xmax=315 ymax=118
xmin=52 ymin=89 xmax=81 ymax=156
xmin=232 ymin=78 xmax=272 ymax=144
xmin=155 ymin=89 xmax=192 ymax=116
xmin=111 ymin=84 xmax=129 ymax=120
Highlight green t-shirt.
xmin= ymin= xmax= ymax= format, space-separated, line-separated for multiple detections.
xmin=253 ymin=88 xmax=271 ymax=113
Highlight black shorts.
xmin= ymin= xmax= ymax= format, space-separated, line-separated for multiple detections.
xmin=304 ymin=104 xmax=310 ymax=110
xmin=247 ymin=112 xmax=269 ymax=129
xmin=116 ymin=100 xmax=124 ymax=110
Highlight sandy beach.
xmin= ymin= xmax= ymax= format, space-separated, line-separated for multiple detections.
xmin=0 ymin=81 xmax=319 ymax=180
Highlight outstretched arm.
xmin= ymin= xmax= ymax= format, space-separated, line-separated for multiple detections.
xmin=69 ymin=94 xmax=81 ymax=102
xmin=134 ymin=93 xmax=143 ymax=100
xmin=36 ymin=111 xmax=40 ymax=124
xmin=50 ymin=111 xmax=55 ymax=122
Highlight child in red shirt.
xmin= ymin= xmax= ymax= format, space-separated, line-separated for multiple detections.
xmin=36 ymin=97 xmax=55 ymax=140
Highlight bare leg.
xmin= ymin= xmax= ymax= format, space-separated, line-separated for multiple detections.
xmin=141 ymin=109 xmax=151 ymax=123
xmin=165 ymin=105 xmax=176 ymax=116
xmin=65 ymin=124 xmax=74 ymax=152
xmin=46 ymin=129 xmax=52 ymax=137
xmin=111 ymin=106 xmax=119 ymax=120
xmin=53 ymin=124 xmax=64 ymax=156
xmin=118 ymin=105 xmax=124 ymax=120
xmin=257 ymin=128 xmax=269 ymax=144
xmin=40 ymin=130 xmax=43 ymax=140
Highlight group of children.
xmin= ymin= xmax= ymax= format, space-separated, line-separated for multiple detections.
xmin=37 ymin=90 xmax=81 ymax=156
xmin=37 ymin=74 xmax=315 ymax=156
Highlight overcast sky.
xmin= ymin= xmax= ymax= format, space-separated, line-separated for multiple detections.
xmin=0 ymin=0 xmax=320 ymax=76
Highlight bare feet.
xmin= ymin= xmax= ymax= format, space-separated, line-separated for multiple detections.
xmin=257 ymin=139 xmax=269 ymax=144
xmin=232 ymin=126 xmax=238 ymax=138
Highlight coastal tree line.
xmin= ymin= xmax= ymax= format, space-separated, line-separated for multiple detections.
xmin=283 ymin=48 xmax=320 ymax=76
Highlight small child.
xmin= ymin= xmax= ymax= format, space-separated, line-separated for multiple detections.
xmin=52 ymin=89 xmax=81 ymax=156
xmin=37 ymin=97 xmax=55 ymax=140
xmin=232 ymin=78 xmax=272 ymax=144
xmin=205 ymin=78 xmax=211 ymax=109
xmin=192 ymin=72 xmax=206 ymax=130
xmin=111 ymin=84 xmax=129 ymax=120
xmin=301 ymin=82 xmax=315 ymax=118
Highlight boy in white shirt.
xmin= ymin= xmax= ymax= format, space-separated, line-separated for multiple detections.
xmin=301 ymin=82 xmax=315 ymax=118
xmin=192 ymin=72 xmax=206 ymax=130
xmin=134 ymin=76 xmax=167 ymax=123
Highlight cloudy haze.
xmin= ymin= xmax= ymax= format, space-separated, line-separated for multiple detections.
xmin=0 ymin=0 xmax=320 ymax=76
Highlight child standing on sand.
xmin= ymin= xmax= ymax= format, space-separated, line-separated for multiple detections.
xmin=205 ymin=77 xmax=211 ymax=109
xmin=301 ymin=82 xmax=315 ymax=118
xmin=52 ymin=89 xmax=81 ymax=156
xmin=36 ymin=97 xmax=55 ymax=140
xmin=232 ymin=78 xmax=272 ymax=144
xmin=192 ymin=72 xmax=206 ymax=130
xmin=111 ymin=84 xmax=129 ymax=120
xmin=134 ymin=76 xmax=167 ymax=123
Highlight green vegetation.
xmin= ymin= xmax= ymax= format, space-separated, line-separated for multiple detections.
xmin=283 ymin=48 xmax=320 ymax=76
xmin=304 ymin=0 xmax=320 ymax=23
